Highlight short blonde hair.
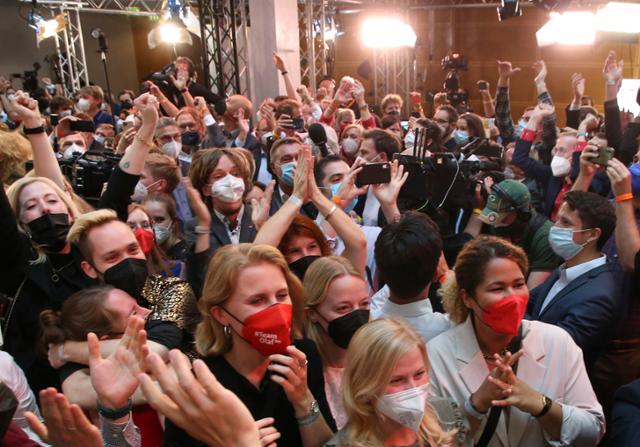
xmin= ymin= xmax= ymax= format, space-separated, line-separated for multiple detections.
xmin=67 ymin=209 xmax=118 ymax=262
xmin=196 ymin=244 xmax=305 ymax=356
xmin=227 ymin=95 xmax=253 ymax=118
xmin=342 ymin=317 xmax=456 ymax=446
xmin=78 ymin=85 xmax=104 ymax=103
xmin=440 ymin=236 xmax=529 ymax=324
xmin=381 ymin=94 xmax=403 ymax=112
xmin=0 ymin=130 xmax=32 ymax=185
xmin=303 ymin=257 xmax=362 ymax=363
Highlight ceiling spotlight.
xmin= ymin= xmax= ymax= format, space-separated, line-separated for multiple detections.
xmin=362 ymin=17 xmax=417 ymax=48
xmin=147 ymin=0 xmax=193 ymax=50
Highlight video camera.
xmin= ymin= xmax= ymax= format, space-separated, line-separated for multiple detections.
xmin=11 ymin=62 xmax=41 ymax=93
xmin=149 ymin=63 xmax=178 ymax=84
xmin=394 ymin=128 xmax=504 ymax=211
xmin=440 ymin=54 xmax=469 ymax=109
xmin=59 ymin=151 xmax=122 ymax=205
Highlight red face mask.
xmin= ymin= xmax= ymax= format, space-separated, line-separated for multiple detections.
xmin=225 ymin=303 xmax=293 ymax=356
xmin=133 ymin=227 xmax=155 ymax=255
xmin=476 ymin=295 xmax=528 ymax=336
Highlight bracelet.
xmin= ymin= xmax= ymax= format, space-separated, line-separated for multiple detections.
xmin=97 ymin=398 xmax=132 ymax=420
xmin=23 ymin=125 xmax=45 ymax=135
xmin=179 ymin=88 xmax=188 ymax=93
xmin=606 ymin=79 xmax=617 ymax=86
xmin=520 ymin=128 xmax=535 ymax=142
xmin=281 ymin=71 xmax=288 ymax=76
xmin=576 ymin=131 xmax=588 ymax=138
xmin=464 ymin=394 xmax=488 ymax=419
xmin=324 ymin=204 xmax=337 ymax=220
xmin=194 ymin=226 xmax=210 ymax=234
xmin=534 ymin=395 xmax=553 ymax=418
xmin=296 ymin=400 xmax=320 ymax=427
xmin=472 ymin=208 xmax=483 ymax=215
xmin=616 ymin=193 xmax=634 ymax=203
xmin=288 ymin=195 xmax=303 ymax=208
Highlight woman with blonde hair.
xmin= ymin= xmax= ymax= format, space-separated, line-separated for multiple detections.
xmin=304 ymin=256 xmax=370 ymax=429
xmin=428 ymin=236 xmax=604 ymax=446
xmin=326 ymin=317 xmax=469 ymax=446
xmin=164 ymin=243 xmax=335 ymax=447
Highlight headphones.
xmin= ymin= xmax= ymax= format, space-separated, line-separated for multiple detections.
xmin=491 ymin=182 xmax=531 ymax=222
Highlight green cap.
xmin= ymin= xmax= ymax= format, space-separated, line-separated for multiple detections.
xmin=479 ymin=179 xmax=531 ymax=226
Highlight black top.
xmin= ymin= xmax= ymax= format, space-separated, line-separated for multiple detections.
xmin=58 ymin=320 xmax=184 ymax=384
xmin=163 ymin=338 xmax=336 ymax=447
xmin=166 ymin=239 xmax=189 ymax=262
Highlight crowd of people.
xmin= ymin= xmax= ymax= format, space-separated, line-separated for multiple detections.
xmin=0 ymin=46 xmax=639 ymax=447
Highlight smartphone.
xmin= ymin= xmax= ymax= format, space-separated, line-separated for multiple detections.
xmin=477 ymin=80 xmax=488 ymax=91
xmin=50 ymin=114 xmax=59 ymax=126
xmin=292 ymin=117 xmax=305 ymax=132
xmin=69 ymin=120 xmax=95 ymax=133
xmin=592 ymin=147 xmax=615 ymax=167
xmin=401 ymin=120 xmax=409 ymax=131
xmin=356 ymin=162 xmax=391 ymax=187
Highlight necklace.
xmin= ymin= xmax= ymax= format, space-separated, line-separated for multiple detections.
xmin=481 ymin=347 xmax=508 ymax=361
xmin=49 ymin=259 xmax=75 ymax=283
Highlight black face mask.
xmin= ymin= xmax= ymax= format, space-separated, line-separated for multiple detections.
xmin=27 ymin=213 xmax=70 ymax=252
xmin=323 ymin=309 xmax=370 ymax=349
xmin=102 ymin=258 xmax=149 ymax=298
xmin=181 ymin=131 xmax=200 ymax=147
xmin=288 ymin=255 xmax=321 ymax=281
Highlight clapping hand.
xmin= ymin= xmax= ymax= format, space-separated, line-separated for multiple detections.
xmin=571 ymin=73 xmax=585 ymax=100
xmin=532 ymin=60 xmax=547 ymax=85
xmin=603 ymin=50 xmax=624 ymax=89
xmin=251 ymin=180 xmax=275 ymax=230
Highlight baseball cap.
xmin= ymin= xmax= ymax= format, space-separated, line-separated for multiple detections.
xmin=479 ymin=179 xmax=531 ymax=226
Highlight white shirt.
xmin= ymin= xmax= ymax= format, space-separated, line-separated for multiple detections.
xmin=256 ymin=148 xmax=273 ymax=185
xmin=362 ymin=188 xmax=381 ymax=226
xmin=540 ymin=255 xmax=607 ymax=312
xmin=370 ymin=285 xmax=451 ymax=342
xmin=213 ymin=205 xmax=244 ymax=245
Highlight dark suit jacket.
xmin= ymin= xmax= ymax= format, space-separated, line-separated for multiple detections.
xmin=527 ymin=262 xmax=615 ymax=367
xmin=269 ymin=186 xmax=318 ymax=219
xmin=612 ymin=379 xmax=640 ymax=447
xmin=184 ymin=205 xmax=256 ymax=297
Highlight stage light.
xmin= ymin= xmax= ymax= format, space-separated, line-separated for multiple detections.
xmin=148 ymin=19 xmax=193 ymax=49
xmin=536 ymin=11 xmax=596 ymax=47
xmin=362 ymin=17 xmax=416 ymax=48
xmin=39 ymin=15 xmax=65 ymax=40
xmin=497 ymin=0 xmax=522 ymax=21
xmin=597 ymin=2 xmax=640 ymax=34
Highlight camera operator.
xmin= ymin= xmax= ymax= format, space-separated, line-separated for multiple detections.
xmin=152 ymin=56 xmax=221 ymax=109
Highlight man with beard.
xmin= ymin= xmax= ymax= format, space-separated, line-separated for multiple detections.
xmin=478 ymin=179 xmax=561 ymax=288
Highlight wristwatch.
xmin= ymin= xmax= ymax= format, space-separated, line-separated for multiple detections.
xmin=296 ymin=399 xmax=320 ymax=427
xmin=534 ymin=395 xmax=553 ymax=418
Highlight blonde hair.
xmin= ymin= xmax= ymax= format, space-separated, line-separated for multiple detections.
xmin=6 ymin=176 xmax=81 ymax=263
xmin=0 ymin=130 xmax=32 ymax=185
xmin=342 ymin=317 xmax=456 ymax=446
xmin=196 ymin=243 xmax=305 ymax=356
xmin=381 ymin=94 xmax=403 ymax=112
xmin=24 ymin=170 xmax=94 ymax=215
xmin=67 ymin=209 xmax=118 ymax=262
xmin=303 ymin=256 xmax=363 ymax=363
xmin=440 ymin=236 xmax=529 ymax=324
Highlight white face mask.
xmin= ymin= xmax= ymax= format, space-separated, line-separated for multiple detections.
xmin=341 ymin=137 xmax=359 ymax=156
xmin=94 ymin=134 xmax=106 ymax=145
xmin=178 ymin=151 xmax=192 ymax=165
xmin=404 ymin=131 xmax=416 ymax=149
xmin=60 ymin=109 xmax=72 ymax=118
xmin=131 ymin=179 xmax=161 ymax=203
xmin=376 ymin=384 xmax=429 ymax=432
xmin=63 ymin=143 xmax=86 ymax=160
xmin=162 ymin=140 xmax=182 ymax=158
xmin=153 ymin=224 xmax=172 ymax=244
xmin=77 ymin=98 xmax=91 ymax=112
xmin=211 ymin=174 xmax=245 ymax=203
xmin=550 ymin=156 xmax=571 ymax=177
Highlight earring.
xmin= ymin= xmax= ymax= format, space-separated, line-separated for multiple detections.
xmin=223 ymin=325 xmax=231 ymax=337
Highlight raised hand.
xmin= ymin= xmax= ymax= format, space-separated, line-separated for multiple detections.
xmin=171 ymin=75 xmax=187 ymax=92
xmin=251 ymin=180 xmax=275 ymax=230
xmin=138 ymin=350 xmax=261 ymax=447
xmin=134 ymin=92 xmax=159 ymax=125
xmin=497 ymin=60 xmax=521 ymax=79
xmin=146 ymin=81 xmax=165 ymax=101
xmin=194 ymin=96 xmax=208 ymax=116
xmin=183 ymin=177 xmax=212 ymax=227
xmin=292 ymin=145 xmax=310 ymax=201
xmin=532 ymin=60 xmax=547 ymax=85
xmin=571 ymin=73 xmax=585 ymax=99
xmin=11 ymin=90 xmax=42 ymax=127
xmin=352 ymin=80 xmax=365 ymax=103
xmin=25 ymin=388 xmax=102 ymax=447
xmin=530 ymin=103 xmax=555 ymax=121
xmin=334 ymin=77 xmax=354 ymax=104
xmin=579 ymin=145 xmax=599 ymax=178
xmin=272 ymin=51 xmax=286 ymax=73
xmin=606 ymin=157 xmax=632 ymax=197
xmin=88 ymin=316 xmax=147 ymax=410
xmin=603 ymin=50 xmax=624 ymax=87
xmin=334 ymin=161 xmax=368 ymax=208
xmin=372 ymin=159 xmax=408 ymax=207
xmin=578 ymin=113 xmax=599 ymax=133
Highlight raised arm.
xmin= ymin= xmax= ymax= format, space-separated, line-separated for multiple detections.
xmin=147 ymin=82 xmax=178 ymax=118
xmin=11 ymin=91 xmax=65 ymax=189
xmin=352 ymin=80 xmax=374 ymax=127
xmin=273 ymin=52 xmax=299 ymax=102
xmin=171 ymin=74 xmax=195 ymax=108
xmin=607 ymin=158 xmax=640 ymax=272
xmin=372 ymin=159 xmax=408 ymax=225
xmin=494 ymin=60 xmax=521 ymax=143
xmin=603 ymin=50 xmax=624 ymax=150
xmin=119 ymin=93 xmax=158 ymax=175
xmin=533 ymin=60 xmax=558 ymax=155
xmin=566 ymin=73 xmax=585 ymax=129
xmin=478 ymin=80 xmax=495 ymax=118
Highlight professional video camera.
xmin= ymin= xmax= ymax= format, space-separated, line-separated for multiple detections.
xmin=394 ymin=128 xmax=504 ymax=212
xmin=440 ymin=54 xmax=469 ymax=109
xmin=59 ymin=151 xmax=122 ymax=205
xmin=149 ymin=63 xmax=178 ymax=84
xmin=11 ymin=62 xmax=41 ymax=93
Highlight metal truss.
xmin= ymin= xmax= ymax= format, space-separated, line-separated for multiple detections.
xmin=298 ymin=0 xmax=336 ymax=93
xmin=198 ymin=0 xmax=251 ymax=98
xmin=49 ymin=4 xmax=90 ymax=96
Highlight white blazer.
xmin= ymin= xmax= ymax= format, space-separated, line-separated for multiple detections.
xmin=427 ymin=317 xmax=605 ymax=447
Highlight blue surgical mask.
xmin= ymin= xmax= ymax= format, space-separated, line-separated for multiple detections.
xmin=279 ymin=161 xmax=297 ymax=187
xmin=330 ymin=182 xmax=358 ymax=213
xmin=515 ymin=119 xmax=527 ymax=137
xmin=548 ymin=226 xmax=593 ymax=260
xmin=0 ymin=111 xmax=6 ymax=122
xmin=453 ymin=130 xmax=469 ymax=145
